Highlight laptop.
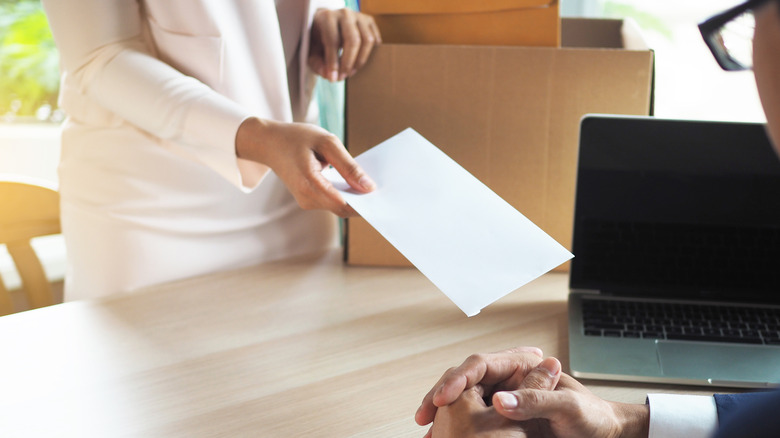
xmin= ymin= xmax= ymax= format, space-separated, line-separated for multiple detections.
xmin=568 ymin=115 xmax=780 ymax=388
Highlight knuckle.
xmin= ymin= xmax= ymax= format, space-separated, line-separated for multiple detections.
xmin=441 ymin=368 xmax=460 ymax=383
xmin=317 ymin=131 xmax=340 ymax=147
xmin=522 ymin=372 xmax=548 ymax=389
xmin=325 ymin=132 xmax=341 ymax=144
xmin=312 ymin=139 xmax=334 ymax=156
xmin=464 ymin=386 xmax=483 ymax=399
xmin=344 ymin=162 xmax=362 ymax=180
xmin=357 ymin=27 xmax=375 ymax=45
xmin=343 ymin=30 xmax=360 ymax=46
xmin=516 ymin=389 xmax=540 ymax=407
xmin=568 ymin=393 xmax=587 ymax=414
xmin=297 ymin=197 xmax=316 ymax=210
xmin=465 ymin=353 xmax=488 ymax=365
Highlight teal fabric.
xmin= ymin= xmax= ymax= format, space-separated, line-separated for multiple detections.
xmin=316 ymin=79 xmax=346 ymax=141
xmin=316 ymin=0 xmax=359 ymax=141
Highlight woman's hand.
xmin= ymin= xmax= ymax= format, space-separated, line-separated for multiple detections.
xmin=236 ymin=117 xmax=375 ymax=217
xmin=308 ymin=8 xmax=382 ymax=82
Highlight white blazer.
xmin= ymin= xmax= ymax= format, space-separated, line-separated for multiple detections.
xmin=42 ymin=0 xmax=343 ymax=299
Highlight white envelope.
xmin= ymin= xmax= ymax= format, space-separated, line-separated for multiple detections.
xmin=324 ymin=128 xmax=573 ymax=316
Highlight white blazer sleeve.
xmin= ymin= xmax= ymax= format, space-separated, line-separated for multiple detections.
xmin=647 ymin=393 xmax=719 ymax=438
xmin=41 ymin=0 xmax=252 ymax=190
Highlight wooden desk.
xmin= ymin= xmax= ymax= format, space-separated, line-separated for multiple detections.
xmin=0 ymin=250 xmax=722 ymax=437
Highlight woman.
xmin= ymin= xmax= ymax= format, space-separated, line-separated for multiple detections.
xmin=42 ymin=1 xmax=381 ymax=299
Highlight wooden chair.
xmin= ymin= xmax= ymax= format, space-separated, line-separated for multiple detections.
xmin=0 ymin=176 xmax=61 ymax=315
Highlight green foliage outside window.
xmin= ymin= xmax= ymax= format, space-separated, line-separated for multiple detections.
xmin=1 ymin=0 xmax=357 ymax=126
xmin=0 ymin=0 xmax=60 ymax=122
xmin=598 ymin=0 xmax=673 ymax=40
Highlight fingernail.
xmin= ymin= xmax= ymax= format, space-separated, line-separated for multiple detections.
xmin=329 ymin=70 xmax=338 ymax=82
xmin=539 ymin=357 xmax=561 ymax=378
xmin=359 ymin=175 xmax=376 ymax=191
xmin=496 ymin=392 xmax=518 ymax=410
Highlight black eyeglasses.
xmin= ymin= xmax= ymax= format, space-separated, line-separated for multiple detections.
xmin=699 ymin=0 xmax=775 ymax=71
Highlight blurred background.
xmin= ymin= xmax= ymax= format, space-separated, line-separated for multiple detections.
xmin=0 ymin=0 xmax=763 ymax=292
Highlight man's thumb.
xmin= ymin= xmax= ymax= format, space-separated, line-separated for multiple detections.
xmin=492 ymin=357 xmax=562 ymax=421
xmin=494 ymin=388 xmax=563 ymax=421
xmin=521 ymin=357 xmax=561 ymax=390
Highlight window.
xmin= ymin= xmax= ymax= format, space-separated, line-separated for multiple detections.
xmin=589 ymin=0 xmax=765 ymax=123
xmin=0 ymin=0 xmax=64 ymax=296
xmin=0 ymin=0 xmax=61 ymax=183
xmin=0 ymin=0 xmax=61 ymax=124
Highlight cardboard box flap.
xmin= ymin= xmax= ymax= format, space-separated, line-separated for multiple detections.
xmin=361 ymin=0 xmax=556 ymax=15
xmin=561 ymin=17 xmax=623 ymax=48
xmin=344 ymin=18 xmax=655 ymax=269
xmin=561 ymin=17 xmax=648 ymax=50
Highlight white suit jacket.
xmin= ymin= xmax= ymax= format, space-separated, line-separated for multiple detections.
xmin=42 ymin=0 xmax=343 ymax=298
xmin=45 ymin=0 xmax=341 ymax=189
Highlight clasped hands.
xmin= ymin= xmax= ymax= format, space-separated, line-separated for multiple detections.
xmin=415 ymin=347 xmax=650 ymax=438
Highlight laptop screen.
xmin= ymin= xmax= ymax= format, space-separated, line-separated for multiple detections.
xmin=570 ymin=116 xmax=780 ymax=303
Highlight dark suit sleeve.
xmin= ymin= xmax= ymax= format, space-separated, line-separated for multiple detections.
xmin=714 ymin=390 xmax=780 ymax=438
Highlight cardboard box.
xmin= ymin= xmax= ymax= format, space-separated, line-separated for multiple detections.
xmin=344 ymin=18 xmax=654 ymax=269
xmin=361 ymin=0 xmax=560 ymax=47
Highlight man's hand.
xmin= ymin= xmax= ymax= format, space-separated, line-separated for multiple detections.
xmin=428 ymin=386 xmax=529 ymax=438
xmin=417 ymin=346 xmax=650 ymax=438
xmin=426 ymin=355 xmax=562 ymax=438
xmin=235 ymin=117 xmax=374 ymax=217
xmin=308 ymin=8 xmax=382 ymax=82
xmin=416 ymin=347 xmax=546 ymax=427
xmin=492 ymin=373 xmax=649 ymax=438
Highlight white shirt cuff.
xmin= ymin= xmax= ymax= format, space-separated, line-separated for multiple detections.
xmin=647 ymin=393 xmax=718 ymax=438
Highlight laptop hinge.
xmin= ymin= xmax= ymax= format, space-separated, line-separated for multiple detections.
xmin=571 ymin=288 xmax=601 ymax=295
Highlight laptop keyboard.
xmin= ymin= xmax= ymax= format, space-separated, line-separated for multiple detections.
xmin=582 ymin=298 xmax=780 ymax=345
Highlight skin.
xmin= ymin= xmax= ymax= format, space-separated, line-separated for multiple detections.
xmin=235 ymin=118 xmax=373 ymax=217
xmin=419 ymin=3 xmax=780 ymax=436
xmin=417 ymin=348 xmax=648 ymax=438
xmin=234 ymin=8 xmax=382 ymax=217
xmin=416 ymin=347 xmax=545 ymax=427
xmin=754 ymin=1 xmax=780 ymax=155
xmin=425 ymin=353 xmax=564 ymax=438
xmin=308 ymin=8 xmax=382 ymax=82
